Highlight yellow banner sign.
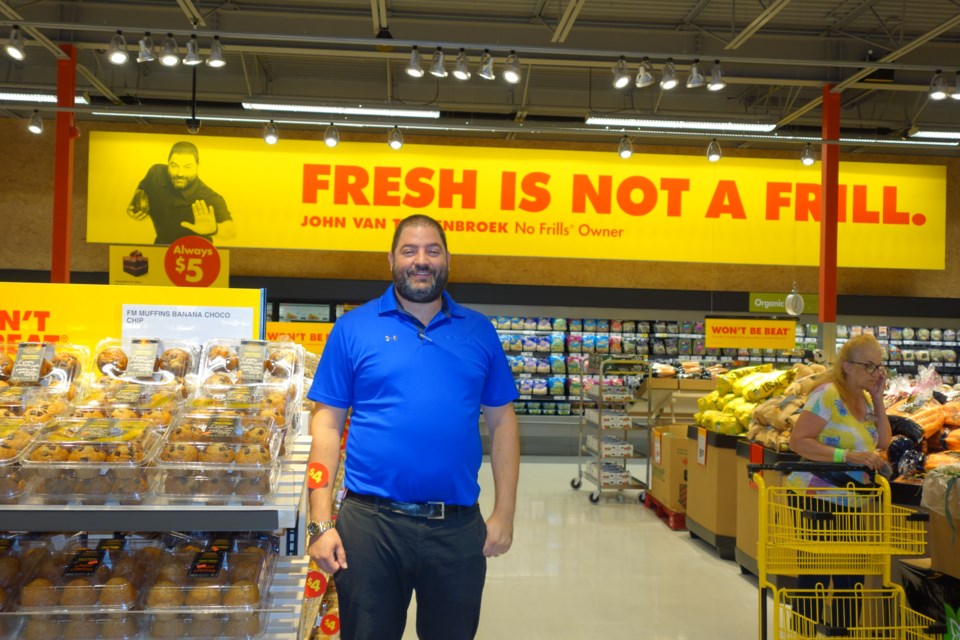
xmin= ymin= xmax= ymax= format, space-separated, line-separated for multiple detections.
xmin=109 ymin=243 xmax=229 ymax=287
xmin=705 ymin=318 xmax=797 ymax=350
xmin=0 ymin=282 xmax=262 ymax=355
xmin=265 ymin=321 xmax=333 ymax=356
xmin=86 ymin=131 xmax=946 ymax=269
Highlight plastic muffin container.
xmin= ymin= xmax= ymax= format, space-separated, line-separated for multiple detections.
xmin=199 ymin=339 xmax=303 ymax=386
xmin=153 ymin=413 xmax=282 ymax=505
xmin=0 ymin=385 xmax=71 ymax=424
xmin=189 ymin=381 xmax=296 ymax=434
xmin=0 ymin=419 xmax=44 ymax=504
xmin=0 ymin=343 xmax=90 ymax=404
xmin=143 ymin=544 xmax=276 ymax=640
xmin=20 ymin=418 xmax=163 ymax=506
xmin=0 ymin=537 xmax=55 ymax=640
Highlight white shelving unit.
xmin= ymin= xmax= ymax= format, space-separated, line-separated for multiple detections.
xmin=571 ymin=355 xmax=649 ymax=504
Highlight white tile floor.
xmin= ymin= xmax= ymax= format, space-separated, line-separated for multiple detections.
xmin=402 ymin=457 xmax=769 ymax=639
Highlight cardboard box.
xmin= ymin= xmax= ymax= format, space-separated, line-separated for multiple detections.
xmin=685 ymin=425 xmax=739 ymax=537
xmin=928 ymin=509 xmax=960 ymax=580
xmin=649 ymin=424 xmax=689 ymax=513
xmin=679 ymin=378 xmax=717 ymax=391
xmin=645 ymin=377 xmax=679 ymax=391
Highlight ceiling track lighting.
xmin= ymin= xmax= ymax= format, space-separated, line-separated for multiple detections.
xmin=612 ymin=55 xmax=631 ymax=89
xmin=206 ymin=36 xmax=226 ymax=68
xmin=388 ymin=126 xmax=404 ymax=150
xmin=478 ymin=49 xmax=495 ymax=80
xmin=5 ymin=25 xmax=25 ymax=61
xmin=453 ymin=48 xmax=471 ymax=80
xmin=686 ymin=59 xmax=705 ymax=89
xmin=324 ymin=124 xmax=340 ymax=147
xmin=929 ymin=70 xmax=948 ymax=101
xmin=706 ymin=139 xmax=722 ymax=162
xmin=503 ymin=50 xmax=521 ymax=84
xmin=183 ymin=34 xmax=202 ymax=66
xmin=108 ymin=30 xmax=129 ymax=65
xmin=406 ymin=46 xmax=424 ymax=78
xmin=263 ymin=121 xmax=279 ymax=144
xmin=617 ymin=135 xmax=633 ymax=159
xmin=800 ymin=143 xmax=816 ymax=166
xmin=137 ymin=32 xmax=156 ymax=63
xmin=159 ymin=33 xmax=180 ymax=67
xmin=429 ymin=47 xmax=447 ymax=78
xmin=707 ymin=60 xmax=726 ymax=91
xmin=635 ymin=57 xmax=655 ymax=89
xmin=660 ymin=58 xmax=678 ymax=90
xmin=27 ymin=110 xmax=42 ymax=135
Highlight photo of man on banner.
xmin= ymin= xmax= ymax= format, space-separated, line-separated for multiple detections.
xmin=127 ymin=141 xmax=237 ymax=245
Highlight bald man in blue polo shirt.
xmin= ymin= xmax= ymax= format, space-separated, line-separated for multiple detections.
xmin=306 ymin=214 xmax=520 ymax=640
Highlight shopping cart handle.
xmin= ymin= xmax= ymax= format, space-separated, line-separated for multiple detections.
xmin=747 ymin=461 xmax=873 ymax=477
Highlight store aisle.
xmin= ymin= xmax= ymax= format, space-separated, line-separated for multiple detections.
xmin=402 ymin=457 xmax=764 ymax=640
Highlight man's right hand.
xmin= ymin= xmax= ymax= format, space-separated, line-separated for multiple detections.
xmin=308 ymin=529 xmax=348 ymax=574
xmin=127 ymin=189 xmax=150 ymax=220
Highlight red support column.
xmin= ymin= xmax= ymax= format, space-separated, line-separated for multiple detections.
xmin=819 ymin=84 xmax=840 ymax=324
xmin=51 ymin=44 xmax=77 ymax=284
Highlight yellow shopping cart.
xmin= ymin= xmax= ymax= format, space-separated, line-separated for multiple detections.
xmin=748 ymin=461 xmax=946 ymax=640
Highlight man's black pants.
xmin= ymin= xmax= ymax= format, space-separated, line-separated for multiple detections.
xmin=334 ymin=494 xmax=487 ymax=640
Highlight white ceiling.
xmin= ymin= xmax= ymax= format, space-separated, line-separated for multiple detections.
xmin=4 ymin=0 xmax=960 ymax=154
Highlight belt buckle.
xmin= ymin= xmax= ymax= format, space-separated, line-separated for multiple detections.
xmin=427 ymin=501 xmax=445 ymax=520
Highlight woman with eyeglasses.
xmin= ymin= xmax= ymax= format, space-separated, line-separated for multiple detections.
xmin=784 ymin=333 xmax=892 ymax=632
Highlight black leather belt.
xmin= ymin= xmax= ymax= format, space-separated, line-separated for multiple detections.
xmin=347 ymin=492 xmax=477 ymax=520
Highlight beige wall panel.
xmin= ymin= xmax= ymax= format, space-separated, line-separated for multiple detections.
xmin=1 ymin=119 xmax=956 ymax=299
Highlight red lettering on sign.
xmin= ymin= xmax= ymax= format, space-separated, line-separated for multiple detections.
xmin=705 ymin=181 xmax=746 ymax=219
xmin=883 ymin=186 xmax=909 ymax=224
xmin=572 ymin=174 xmax=612 ymax=214
xmin=618 ymin=176 xmax=658 ymax=217
xmin=334 ymin=165 xmax=370 ymax=206
xmin=301 ymin=164 xmax=331 ymax=204
xmin=660 ymin=178 xmax=689 ymax=217
xmin=373 ymin=167 xmax=402 ymax=207
xmin=765 ymin=182 xmax=791 ymax=221
xmin=795 ymin=183 xmax=820 ymax=222
xmin=438 ymin=169 xmax=478 ymax=209
xmin=403 ymin=167 xmax=435 ymax=208
xmin=500 ymin=172 xmax=517 ymax=211
xmin=519 ymin=172 xmax=551 ymax=212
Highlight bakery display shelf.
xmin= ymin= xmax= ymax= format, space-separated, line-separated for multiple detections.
xmin=0 ymin=439 xmax=309 ymax=533
xmin=0 ymin=555 xmax=309 ymax=640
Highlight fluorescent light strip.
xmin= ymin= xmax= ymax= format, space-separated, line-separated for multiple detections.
xmin=908 ymin=130 xmax=960 ymax=140
xmin=241 ymin=102 xmax=440 ymax=119
xmin=0 ymin=92 xmax=89 ymax=104
xmin=840 ymin=136 xmax=957 ymax=147
xmin=586 ymin=116 xmax=776 ymax=133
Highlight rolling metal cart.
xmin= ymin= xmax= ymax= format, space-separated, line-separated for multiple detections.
xmin=571 ymin=355 xmax=648 ymax=504
xmin=748 ymin=461 xmax=944 ymax=640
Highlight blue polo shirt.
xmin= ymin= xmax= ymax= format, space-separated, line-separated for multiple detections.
xmin=307 ymin=286 xmax=518 ymax=505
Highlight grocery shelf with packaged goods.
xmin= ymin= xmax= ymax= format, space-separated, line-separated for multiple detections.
xmin=0 ymin=333 xmax=315 ymax=640
xmin=571 ymin=354 xmax=649 ymax=504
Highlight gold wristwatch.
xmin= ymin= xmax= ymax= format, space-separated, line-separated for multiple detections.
xmin=307 ymin=520 xmax=335 ymax=538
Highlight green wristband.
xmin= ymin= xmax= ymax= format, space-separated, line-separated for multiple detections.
xmin=833 ymin=448 xmax=846 ymax=463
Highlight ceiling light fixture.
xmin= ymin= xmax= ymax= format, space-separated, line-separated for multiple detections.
xmin=206 ymin=36 xmax=226 ymax=68
xmin=324 ymin=124 xmax=340 ymax=147
xmin=429 ymin=47 xmax=447 ymax=78
xmin=635 ymin=57 xmax=655 ymax=89
xmin=929 ymin=70 xmax=948 ymax=101
xmin=707 ymin=60 xmax=726 ymax=91
xmin=612 ymin=56 xmax=631 ymax=89
xmin=159 ymin=33 xmax=180 ymax=67
xmin=453 ymin=48 xmax=471 ymax=80
xmin=183 ymin=34 xmax=202 ymax=66
xmin=503 ymin=50 xmax=521 ymax=84
xmin=908 ymin=128 xmax=960 ymax=140
xmin=660 ymin=58 xmax=678 ymax=90
xmin=800 ymin=143 xmax=816 ymax=166
xmin=617 ymin=136 xmax=633 ymax=159
xmin=406 ymin=46 xmax=424 ymax=78
xmin=108 ymin=30 xmax=129 ymax=65
xmin=27 ymin=110 xmax=42 ymax=135
xmin=4 ymin=25 xmax=25 ymax=61
xmin=137 ymin=32 xmax=156 ymax=63
xmin=585 ymin=116 xmax=776 ymax=132
xmin=263 ymin=121 xmax=279 ymax=144
xmin=686 ymin=59 xmax=705 ymax=89
xmin=241 ymin=101 xmax=440 ymax=118
xmin=706 ymin=139 xmax=722 ymax=162
xmin=477 ymin=49 xmax=495 ymax=80
xmin=388 ymin=127 xmax=404 ymax=150
xmin=0 ymin=91 xmax=89 ymax=104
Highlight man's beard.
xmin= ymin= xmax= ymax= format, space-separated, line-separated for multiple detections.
xmin=393 ymin=262 xmax=448 ymax=303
